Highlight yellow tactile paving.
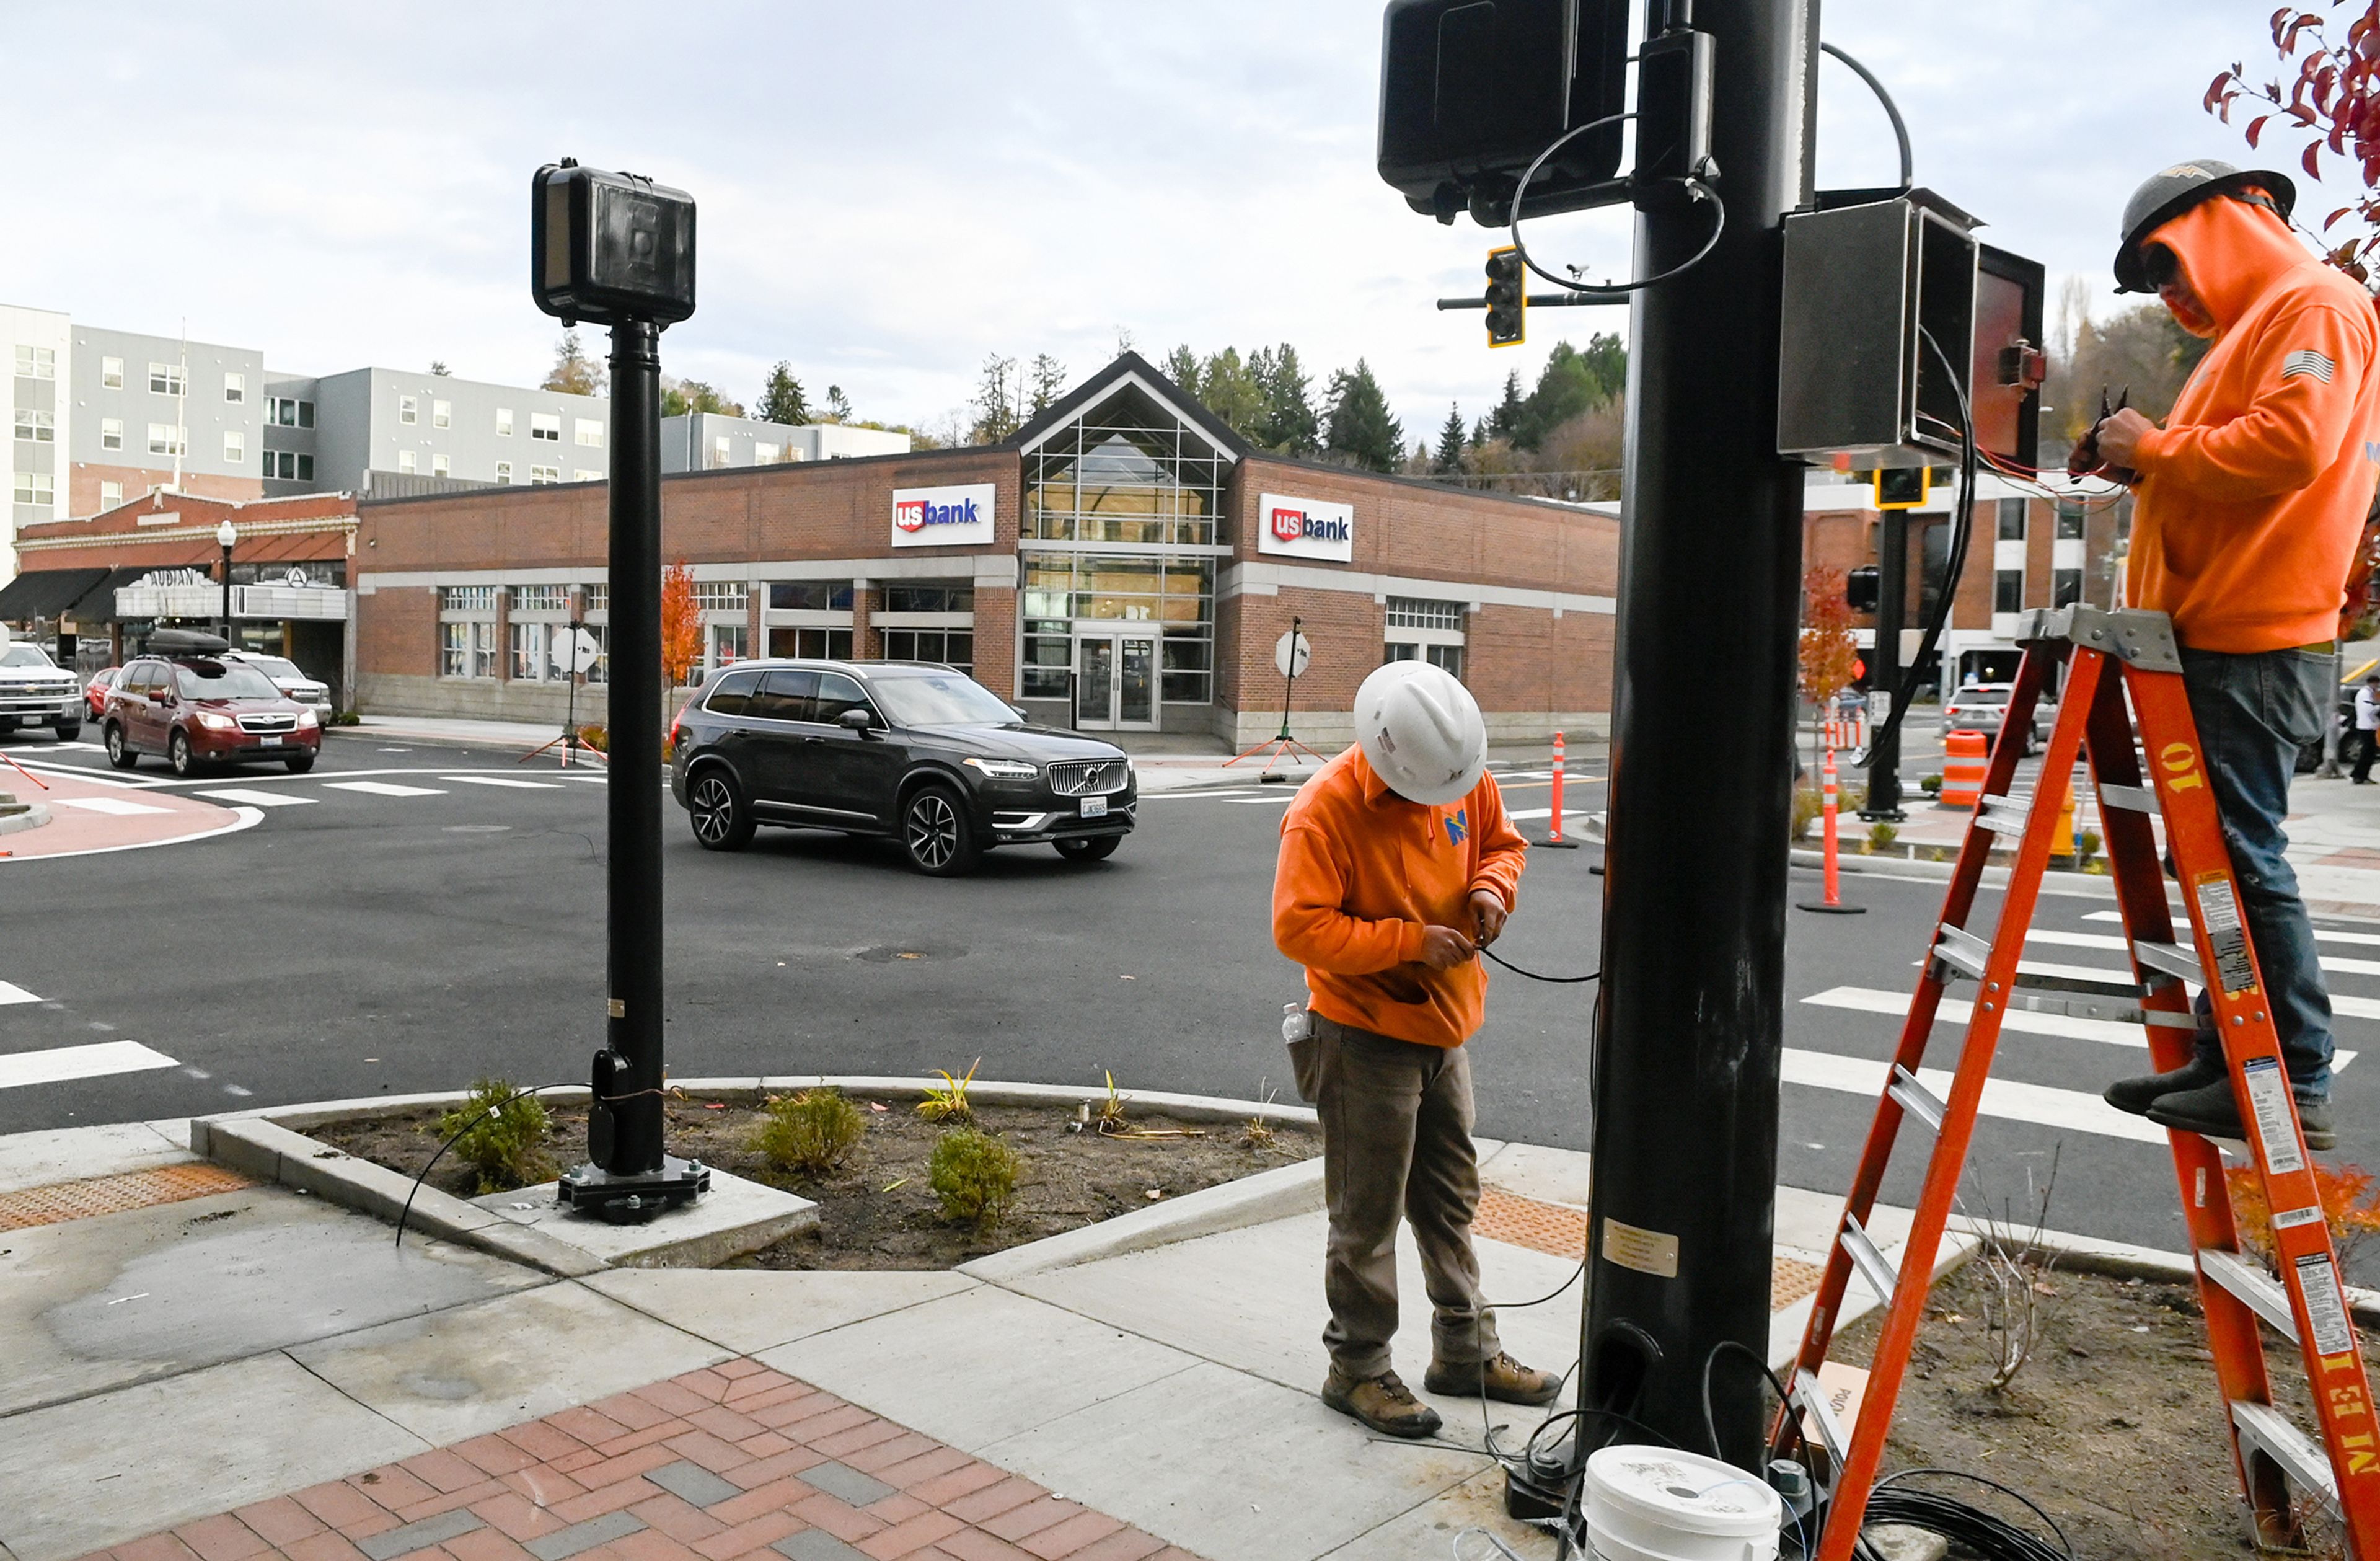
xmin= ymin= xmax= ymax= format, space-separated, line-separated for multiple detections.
xmin=0 ymin=1161 xmax=254 ymax=1231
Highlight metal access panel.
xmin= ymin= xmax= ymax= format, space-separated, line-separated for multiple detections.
xmin=1778 ymin=197 xmax=1978 ymax=467
xmin=1972 ymin=242 xmax=2046 ymax=470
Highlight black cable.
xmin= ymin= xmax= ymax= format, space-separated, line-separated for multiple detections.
xmin=394 ymin=1081 xmax=579 ymax=1250
xmin=1479 ymin=945 xmax=1601 ymax=984
xmin=1818 ymin=43 xmax=1913 ymax=198
xmin=1698 ymin=1338 xmax=1802 ymax=1469
xmin=1499 ymin=112 xmax=1729 ymax=298
xmin=1859 ymin=1467 xmax=2074 ymax=1561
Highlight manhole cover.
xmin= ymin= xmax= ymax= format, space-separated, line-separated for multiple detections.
xmin=442 ymin=825 xmax=511 ymax=834
xmin=853 ymin=944 xmax=966 ymax=963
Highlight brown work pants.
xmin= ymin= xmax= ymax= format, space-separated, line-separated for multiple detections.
xmin=1294 ymin=1014 xmax=1499 ymax=1379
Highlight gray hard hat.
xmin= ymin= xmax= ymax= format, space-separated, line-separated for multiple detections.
xmin=2114 ymin=158 xmax=2296 ymax=292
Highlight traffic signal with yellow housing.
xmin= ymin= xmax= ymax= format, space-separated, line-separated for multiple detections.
xmin=1485 ymin=247 xmax=1525 ymax=347
xmin=1874 ymin=467 xmax=1929 ymax=509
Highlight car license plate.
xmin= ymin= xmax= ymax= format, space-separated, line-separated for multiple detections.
xmin=1080 ymin=795 xmax=1108 ymax=818
xmin=260 ymin=735 xmax=283 ymax=748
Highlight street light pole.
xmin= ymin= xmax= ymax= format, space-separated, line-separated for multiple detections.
xmin=216 ymin=520 xmax=237 ymax=643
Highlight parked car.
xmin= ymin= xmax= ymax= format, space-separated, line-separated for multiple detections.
xmin=669 ymin=658 xmax=1135 ymax=875
xmin=220 ymin=651 xmax=334 ymax=723
xmin=0 ymin=636 xmax=82 ymax=741
xmin=81 ymin=666 xmax=122 ymax=722
xmin=104 ymin=634 xmax=321 ymax=776
xmin=1940 ymin=681 xmax=2039 ymax=757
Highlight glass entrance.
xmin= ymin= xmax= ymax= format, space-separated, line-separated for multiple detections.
xmin=1072 ymin=632 xmax=1158 ymax=731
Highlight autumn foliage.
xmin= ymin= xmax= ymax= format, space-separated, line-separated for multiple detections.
xmin=660 ymin=561 xmax=702 ymax=689
xmin=1799 ymin=564 xmax=1861 ymax=716
xmin=2227 ymin=1160 xmax=2380 ymax=1272
xmin=2206 ymin=4 xmax=2380 ymax=279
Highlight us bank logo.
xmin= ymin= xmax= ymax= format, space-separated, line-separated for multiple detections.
xmin=1269 ymin=505 xmax=1349 ymax=546
xmin=1257 ymin=492 xmax=1355 ymax=563
xmin=896 ymin=495 xmax=979 ymax=532
xmin=889 ymin=483 xmax=996 ymax=549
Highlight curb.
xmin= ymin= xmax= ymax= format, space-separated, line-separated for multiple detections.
xmin=961 ymin=1156 xmax=1324 ymax=1281
xmin=0 ymin=803 xmax=51 ymax=836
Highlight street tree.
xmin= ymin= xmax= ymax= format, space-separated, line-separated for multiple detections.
xmin=1163 ymin=344 xmax=1202 ymax=392
xmin=661 ymin=561 xmax=702 ymax=691
xmin=1251 ymin=345 xmax=1321 ymax=456
xmin=824 ymin=386 xmax=853 ymax=423
xmin=1434 ymin=404 xmax=1467 ymax=475
xmin=756 ymin=362 xmax=810 ymax=426
xmin=1028 ymin=353 xmax=1067 ymax=413
xmin=1515 ymin=335 xmax=1625 ymax=449
xmin=969 ymin=355 xmax=1022 ymax=444
xmin=1799 ymin=563 xmax=1861 ymax=766
xmin=661 ymin=379 xmax=742 ymax=418
xmin=2208 ymin=6 xmax=2380 ymax=277
xmin=1323 ymin=361 xmax=1404 ymax=474
xmin=1488 ymin=369 xmax=1525 ymax=441
xmin=1199 ymin=347 xmax=1265 ymax=438
xmin=542 ymin=332 xmax=604 ymax=396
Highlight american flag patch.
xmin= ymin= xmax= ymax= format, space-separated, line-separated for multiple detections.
xmin=2283 ymin=349 xmax=2336 ymax=383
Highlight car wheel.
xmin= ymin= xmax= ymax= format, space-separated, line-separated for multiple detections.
xmin=1055 ymin=836 xmax=1120 ymax=863
xmin=104 ymin=723 xmax=139 ymax=770
xmin=284 ymin=751 xmax=315 ymax=774
xmin=687 ymin=769 xmax=755 ymax=851
xmin=902 ymin=785 xmax=980 ymax=877
xmin=53 ymin=721 xmax=81 ymax=743
xmin=169 ymin=731 xmax=198 ymax=777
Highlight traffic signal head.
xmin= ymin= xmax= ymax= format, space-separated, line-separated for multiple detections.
xmin=531 ymin=159 xmax=698 ymax=328
xmin=1874 ymin=467 xmax=1929 ymax=510
xmin=1485 ymin=247 xmax=1525 ymax=347
xmin=1845 ymin=566 xmax=1880 ymax=613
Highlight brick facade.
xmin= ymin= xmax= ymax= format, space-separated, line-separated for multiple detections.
xmin=69 ymin=461 xmax=265 ymax=516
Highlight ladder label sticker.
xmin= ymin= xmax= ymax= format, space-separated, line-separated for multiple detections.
xmin=2192 ymin=873 xmax=2260 ymax=996
xmin=1602 ymin=1217 xmax=1680 ymax=1278
xmin=2295 ymin=1252 xmax=2357 ymax=1359
xmin=2242 ymin=1058 xmax=2309 ymax=1177
xmin=2273 ymin=1205 xmax=2325 ymax=1230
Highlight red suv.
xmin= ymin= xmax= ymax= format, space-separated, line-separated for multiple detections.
xmin=105 ymin=650 xmax=322 ymax=776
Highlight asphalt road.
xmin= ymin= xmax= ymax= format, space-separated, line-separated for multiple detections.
xmin=4 ymin=723 xmax=2374 ymax=1280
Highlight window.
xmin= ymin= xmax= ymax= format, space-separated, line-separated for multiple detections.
xmin=767 ymin=582 xmax=854 ymax=611
xmin=2053 ymin=568 xmax=2084 ymax=607
xmin=575 ymin=418 xmax=604 ymax=448
xmin=1385 ymin=597 xmax=1463 ymax=631
xmin=764 ymin=627 xmax=854 ymax=661
xmin=706 ymin=622 xmax=749 ymax=676
xmin=2055 ymin=501 xmax=2086 ymax=541
xmin=495 ymin=407 xmax=513 ymax=437
xmin=146 ymin=423 xmax=184 ymax=456
xmin=12 ymin=471 xmax=54 ymax=506
xmin=1994 ymin=570 xmax=2024 ymax=613
xmin=883 ymin=586 xmax=976 ymax=613
xmin=266 ymin=397 xmax=315 ymax=427
xmin=397 ymin=394 xmax=417 ymax=425
xmin=531 ymin=413 xmax=560 ymax=441
xmin=694 ymin=582 xmax=749 ymax=613
xmin=573 ymin=468 xmax=601 ymax=482
xmin=511 ymin=585 xmax=570 ymax=612
xmin=100 ymin=417 xmax=122 ymax=450
xmin=813 ymin=670 xmax=871 ymax=722
xmin=754 ymin=442 xmax=779 ymax=464
xmin=432 ymin=453 xmax=450 ymax=477
xmin=583 ymin=585 xmax=609 ymax=613
xmin=705 ymin=669 xmax=762 ymax=715
xmin=1997 ymin=498 xmax=2026 ymax=540
xmin=15 ymin=345 xmax=56 ymax=379
xmin=223 ymin=373 xmax=245 ymax=404
xmin=530 ymin=465 xmax=560 ymax=484
xmin=441 ymin=622 xmax=497 ymax=679
xmin=440 ymin=586 xmax=498 ymax=612
xmin=223 ymin=430 xmax=244 ymax=463
xmin=264 ymin=451 xmax=317 ymax=482
xmin=14 ymin=409 xmax=54 ymax=442
xmin=100 ymin=480 xmax=123 ymax=508
xmin=1021 ymin=555 xmax=1216 ymax=702
xmin=433 ymin=399 xmax=451 ymax=429
xmin=148 ymin=362 xmax=183 ymax=395
xmin=881 ymin=627 xmax=974 ymax=676
xmin=510 ymin=621 xmax=549 ymax=681
xmin=749 ymin=668 xmax=819 ymax=720
xmin=397 ymin=450 xmax=417 ymax=474
xmin=100 ymin=356 xmax=122 ymax=389
xmin=712 ymin=435 xmax=729 ymax=466
xmin=495 ymin=461 xmax=513 ymax=484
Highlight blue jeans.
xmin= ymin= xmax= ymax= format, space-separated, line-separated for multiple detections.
xmin=2182 ymin=645 xmax=2334 ymax=1099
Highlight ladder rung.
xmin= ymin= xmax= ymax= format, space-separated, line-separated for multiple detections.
xmin=2010 ymin=969 xmax=2148 ymax=999
xmin=1794 ymin=1368 xmax=1850 ymax=1465
xmin=1971 ymin=794 xmax=2029 ymax=835
xmin=2231 ymin=1400 xmax=2339 ymax=1508
xmin=1933 ymin=923 xmax=1990 ymax=979
xmin=2200 ymin=1250 xmax=2298 ymax=1343
xmin=1840 ymin=1214 xmax=1901 ymax=1302
xmin=1887 ymin=1066 xmax=1944 ymax=1132
xmin=2133 ymin=939 xmax=2205 ymax=986
xmin=2008 ymin=991 xmax=2180 ymax=1026
xmin=2099 ymin=782 xmax=2159 ymax=814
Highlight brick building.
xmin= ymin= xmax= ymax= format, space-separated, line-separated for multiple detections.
xmin=348 ymin=353 xmax=1621 ymax=745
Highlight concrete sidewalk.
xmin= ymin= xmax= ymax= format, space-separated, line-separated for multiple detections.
xmin=0 ymin=1108 xmax=1929 ymax=1561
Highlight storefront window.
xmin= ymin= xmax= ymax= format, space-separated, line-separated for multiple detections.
xmin=882 ymin=627 xmax=974 ymax=675
xmin=767 ymin=582 xmax=853 ymax=611
xmin=1020 ymin=555 xmax=1213 ymax=702
xmin=1024 ymin=383 xmax=1228 ymax=547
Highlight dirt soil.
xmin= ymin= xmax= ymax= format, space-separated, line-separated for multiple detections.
xmin=309 ymin=1093 xmax=1317 ymax=1270
xmin=1831 ymin=1258 xmax=2376 ymax=1559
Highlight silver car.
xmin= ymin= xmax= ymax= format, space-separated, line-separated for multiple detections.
xmin=221 ymin=652 xmax=334 ymax=724
xmin=1941 ymin=681 xmax=2040 ymax=756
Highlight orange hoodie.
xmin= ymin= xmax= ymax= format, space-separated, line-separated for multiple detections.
xmin=1272 ymin=745 xmax=1527 ymax=1049
xmin=2127 ymin=196 xmax=2380 ymax=652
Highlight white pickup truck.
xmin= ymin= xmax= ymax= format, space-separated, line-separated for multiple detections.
xmin=0 ymin=637 xmax=83 ymax=741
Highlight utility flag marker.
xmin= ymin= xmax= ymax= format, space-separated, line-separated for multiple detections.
xmin=325 ymin=781 xmax=447 ymax=798
xmin=53 ymin=797 xmax=172 ymax=816
xmin=0 ymin=1041 xmax=178 ymax=1091
xmin=195 ymin=789 xmax=317 ymax=807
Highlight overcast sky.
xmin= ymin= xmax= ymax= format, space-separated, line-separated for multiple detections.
xmin=4 ymin=2 xmax=2346 ymax=443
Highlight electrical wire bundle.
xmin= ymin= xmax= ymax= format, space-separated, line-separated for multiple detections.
xmin=1853 ymin=1469 xmax=2074 ymax=1561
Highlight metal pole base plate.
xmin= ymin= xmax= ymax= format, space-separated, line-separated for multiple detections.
xmin=1795 ymin=901 xmax=1867 ymax=914
xmin=557 ymin=1155 xmax=711 ymax=1224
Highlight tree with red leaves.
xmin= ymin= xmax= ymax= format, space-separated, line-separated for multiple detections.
xmin=1799 ymin=565 xmax=1861 ymax=769
xmin=2206 ymin=4 xmax=2380 ymax=280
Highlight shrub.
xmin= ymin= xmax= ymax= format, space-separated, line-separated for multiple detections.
xmin=1791 ymin=786 xmax=1822 ymax=841
xmin=328 ymin=710 xmax=361 ymax=727
xmin=2228 ymin=1162 xmax=2380 ymax=1273
xmin=930 ymin=1127 xmax=1020 ymax=1226
xmin=575 ymin=723 xmax=609 ymax=753
xmin=1865 ymin=821 xmax=1899 ymax=854
xmin=752 ymin=1089 xmax=866 ymax=1175
xmin=2073 ymin=828 xmax=2102 ymax=869
xmin=1921 ymin=773 xmax=1944 ymax=794
xmin=918 ymin=1058 xmax=980 ymax=1123
xmin=434 ymin=1078 xmax=555 ymax=1194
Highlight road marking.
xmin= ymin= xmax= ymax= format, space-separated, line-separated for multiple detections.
xmin=2037 ymin=926 xmax=2380 ymax=976
xmin=1781 ymin=1046 xmax=2168 ymax=1144
xmin=325 ymin=781 xmax=448 ymax=798
xmin=52 ymin=797 xmax=173 ymax=817
xmin=0 ymin=805 xmax=263 ymax=862
xmin=1804 ymin=984 xmax=2358 ymax=1069
xmin=2086 ymin=909 xmax=2380 ymax=949
xmin=1507 ymin=807 xmax=1594 ymax=822
xmin=566 ymin=774 xmax=607 ymax=784
xmin=441 ymin=776 xmax=562 ymax=789
xmin=0 ymin=982 xmax=37 ymax=1006
xmin=195 ymin=788 xmax=317 ymax=807
xmin=0 ymin=1040 xmax=178 ymax=1091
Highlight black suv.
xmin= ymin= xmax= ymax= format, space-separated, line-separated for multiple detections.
xmin=669 ymin=660 xmax=1136 ymax=875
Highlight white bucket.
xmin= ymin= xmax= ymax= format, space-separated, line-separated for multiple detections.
xmin=1584 ymin=1445 xmax=1783 ymax=1561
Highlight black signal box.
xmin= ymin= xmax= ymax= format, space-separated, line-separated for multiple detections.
xmin=531 ymin=161 xmax=697 ymax=328
xmin=1845 ymin=565 xmax=1880 ymax=613
xmin=1874 ymin=467 xmax=1929 ymax=509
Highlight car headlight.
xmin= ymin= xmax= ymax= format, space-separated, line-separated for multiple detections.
xmin=196 ymin=712 xmax=236 ymax=731
xmin=963 ymin=757 xmax=1038 ymax=780
xmin=295 ymin=707 xmax=319 ymax=728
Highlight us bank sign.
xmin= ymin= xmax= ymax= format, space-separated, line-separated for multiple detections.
xmin=891 ymin=484 xmax=997 ymax=549
xmin=1256 ymin=493 xmax=1354 ymax=563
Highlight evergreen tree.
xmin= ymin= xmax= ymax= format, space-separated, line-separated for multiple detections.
xmin=1322 ymin=360 xmax=1403 ymax=474
xmin=968 ymin=355 xmax=1021 ymax=444
xmin=1434 ymin=404 xmax=1466 ymax=474
xmin=542 ymin=332 xmax=604 ymax=396
xmin=1515 ymin=334 xmax=1627 ymax=449
xmin=756 ymin=361 xmax=810 ymax=425
xmin=1488 ymin=369 xmax=1525 ymax=441
xmin=1163 ymin=344 xmax=1203 ymax=393
xmin=1028 ymin=353 xmax=1068 ymax=413
xmin=824 ymin=385 xmax=853 ymax=423
xmin=1199 ymin=347 xmax=1264 ymax=437
xmin=1251 ymin=344 xmax=1320 ymax=456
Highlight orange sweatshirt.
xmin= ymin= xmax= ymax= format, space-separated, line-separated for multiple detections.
xmin=1272 ymin=745 xmax=1527 ymax=1049
xmin=2127 ymin=196 xmax=2380 ymax=652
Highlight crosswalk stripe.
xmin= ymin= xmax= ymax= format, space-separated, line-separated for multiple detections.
xmin=196 ymin=788 xmax=317 ymax=807
xmin=441 ymin=776 xmax=562 ymax=789
xmin=1507 ymin=807 xmax=1593 ymax=822
xmin=2035 ymin=925 xmax=2380 ymax=977
xmin=1804 ymin=984 xmax=2358 ymax=1069
xmin=1781 ymin=1046 xmax=2169 ymax=1144
xmin=53 ymin=796 xmax=172 ymax=816
xmin=0 ymin=1040 xmax=178 ymax=1090
xmin=0 ymin=982 xmax=38 ymax=1006
xmin=2085 ymin=908 xmax=2380 ymax=949
xmin=325 ymin=781 xmax=447 ymax=798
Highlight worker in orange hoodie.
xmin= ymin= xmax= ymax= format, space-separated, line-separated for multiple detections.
xmin=1273 ymin=660 xmax=1560 ymax=1438
xmin=2083 ymin=159 xmax=2380 ymax=1150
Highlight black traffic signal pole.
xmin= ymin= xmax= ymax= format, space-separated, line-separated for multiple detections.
xmin=1862 ymin=505 xmax=1906 ymax=819
xmin=1583 ymin=0 xmax=1816 ymax=1467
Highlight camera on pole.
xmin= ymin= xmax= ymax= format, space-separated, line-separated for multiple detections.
xmin=531 ymin=158 xmax=708 ymax=1223
xmin=1484 ymin=247 xmax=1526 ymax=347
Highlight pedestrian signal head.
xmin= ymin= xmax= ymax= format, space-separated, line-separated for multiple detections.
xmin=1485 ymin=248 xmax=1525 ymax=347
xmin=1355 ymin=660 xmax=1488 ymax=807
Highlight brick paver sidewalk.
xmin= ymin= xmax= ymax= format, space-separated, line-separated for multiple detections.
xmin=84 ymin=1360 xmax=1196 ymax=1561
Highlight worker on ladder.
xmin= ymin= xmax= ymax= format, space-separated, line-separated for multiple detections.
xmin=2081 ymin=158 xmax=2380 ymax=1149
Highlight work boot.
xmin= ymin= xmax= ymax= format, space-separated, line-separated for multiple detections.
xmin=2104 ymin=1054 xmax=2228 ymax=1117
xmin=1424 ymin=1351 xmax=1564 ymax=1406
xmin=1321 ymin=1367 xmax=1442 ymax=1438
xmin=2146 ymin=1079 xmax=2336 ymax=1152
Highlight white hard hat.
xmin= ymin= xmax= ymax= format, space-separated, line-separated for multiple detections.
xmin=1355 ymin=660 xmax=1487 ymax=806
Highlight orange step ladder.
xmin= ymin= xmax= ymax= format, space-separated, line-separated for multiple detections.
xmin=1776 ymin=604 xmax=2380 ymax=1558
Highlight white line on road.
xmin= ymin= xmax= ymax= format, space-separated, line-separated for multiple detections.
xmin=0 ymin=805 xmax=263 ymax=863
xmin=1507 ymin=807 xmax=1593 ymax=822
xmin=2085 ymin=908 xmax=2380 ymax=949
xmin=51 ymin=797 xmax=173 ymax=816
xmin=1804 ymin=984 xmax=2358 ymax=1068
xmin=2038 ymin=925 xmax=2380 ymax=976
xmin=195 ymin=789 xmax=317 ymax=807
xmin=0 ymin=982 xmax=37 ymax=1006
xmin=0 ymin=1040 xmax=178 ymax=1091
xmin=325 ymin=781 xmax=448 ymax=798
xmin=441 ymin=776 xmax=562 ymax=789
xmin=1781 ymin=1046 xmax=2171 ymax=1145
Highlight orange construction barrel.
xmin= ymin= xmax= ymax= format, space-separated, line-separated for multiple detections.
xmin=1941 ymin=731 xmax=1986 ymax=808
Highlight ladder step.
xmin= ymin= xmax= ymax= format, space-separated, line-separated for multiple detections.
xmin=1972 ymin=794 xmax=2030 ymax=835
xmin=1933 ymin=923 xmax=1990 ymax=979
xmin=2007 ymin=991 xmax=2197 ymax=1027
xmin=2133 ymin=939 xmax=2205 ymax=986
xmin=1794 ymin=1368 xmax=1850 ymax=1466
xmin=1840 ymin=1214 xmax=1901 ymax=1302
xmin=1886 ymin=1065 xmax=1944 ymax=1133
xmin=2200 ymin=1250 xmax=2298 ymax=1343
xmin=2231 ymin=1400 xmax=2339 ymax=1508
xmin=1932 ymin=923 xmax=2144 ymax=999
xmin=2099 ymin=782 xmax=2159 ymax=814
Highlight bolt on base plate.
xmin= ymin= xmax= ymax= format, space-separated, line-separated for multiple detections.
xmin=557 ymin=1155 xmax=710 ymax=1224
